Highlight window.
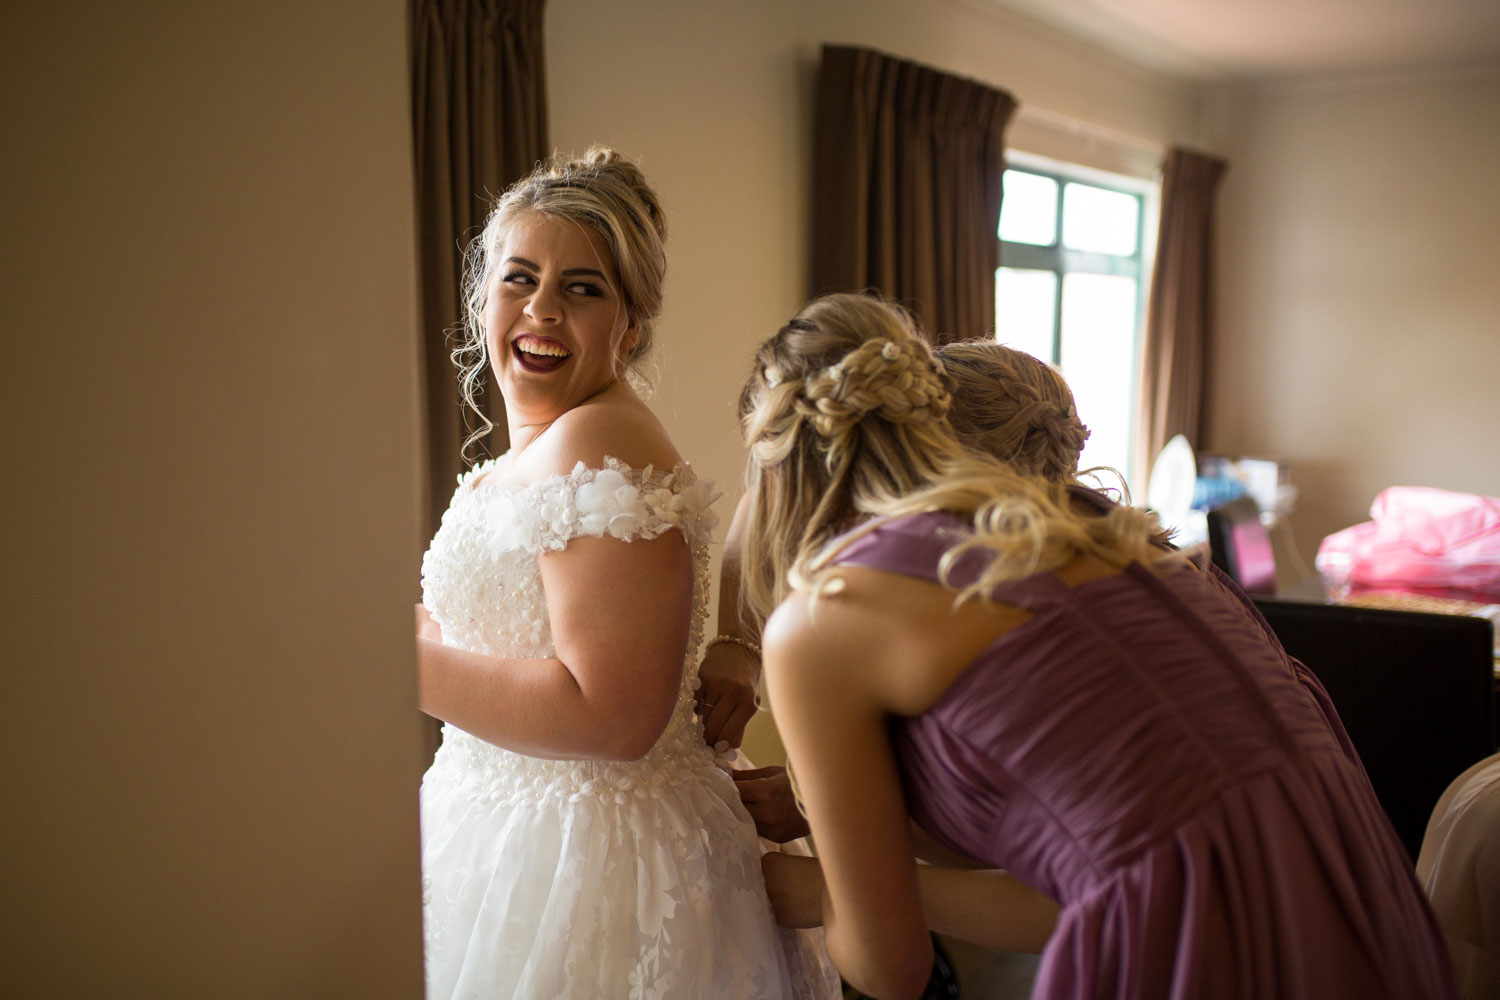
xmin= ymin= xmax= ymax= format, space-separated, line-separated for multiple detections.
xmin=995 ymin=153 xmax=1156 ymax=486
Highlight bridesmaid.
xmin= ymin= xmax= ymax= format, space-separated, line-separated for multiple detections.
xmin=744 ymin=292 xmax=1457 ymax=1000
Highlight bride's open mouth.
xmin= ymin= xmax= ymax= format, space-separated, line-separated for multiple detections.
xmin=513 ymin=334 xmax=571 ymax=373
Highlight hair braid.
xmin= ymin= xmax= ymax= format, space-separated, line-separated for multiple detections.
xmin=937 ymin=340 xmax=1090 ymax=484
xmin=798 ymin=337 xmax=952 ymax=439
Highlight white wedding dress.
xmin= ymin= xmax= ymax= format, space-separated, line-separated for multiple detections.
xmin=419 ymin=455 xmax=835 ymax=1000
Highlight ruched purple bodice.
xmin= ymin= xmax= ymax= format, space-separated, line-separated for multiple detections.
xmin=833 ymin=511 xmax=1456 ymax=999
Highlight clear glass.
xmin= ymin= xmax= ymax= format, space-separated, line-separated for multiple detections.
xmin=999 ymin=170 xmax=1058 ymax=246
xmin=1059 ymin=273 xmax=1138 ymax=480
xmin=1314 ymin=548 xmax=1354 ymax=603
xmin=1062 ymin=183 xmax=1139 ymax=256
xmin=995 ymin=267 xmax=1057 ymax=363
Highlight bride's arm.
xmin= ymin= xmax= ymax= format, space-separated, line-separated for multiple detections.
xmin=417 ymin=527 xmax=692 ymax=761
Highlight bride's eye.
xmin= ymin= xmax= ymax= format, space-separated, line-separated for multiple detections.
xmin=567 ymin=281 xmax=604 ymax=297
xmin=501 ymin=270 xmax=536 ymax=286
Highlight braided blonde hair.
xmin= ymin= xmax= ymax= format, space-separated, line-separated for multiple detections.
xmin=454 ymin=146 xmax=668 ymax=458
xmin=738 ymin=293 xmax=1174 ymax=622
xmin=937 ymin=340 xmax=1090 ymax=484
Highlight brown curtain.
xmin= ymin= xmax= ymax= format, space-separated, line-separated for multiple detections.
xmin=812 ymin=45 xmax=1015 ymax=345
xmin=410 ymin=0 xmax=547 ymax=762
xmin=1135 ymin=147 xmax=1229 ymax=471
xmin=410 ymin=0 xmax=548 ymax=536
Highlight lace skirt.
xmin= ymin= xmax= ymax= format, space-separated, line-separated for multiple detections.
xmin=421 ymin=727 xmax=822 ymax=1000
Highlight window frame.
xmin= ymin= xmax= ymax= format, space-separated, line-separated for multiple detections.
xmin=996 ymin=150 xmax=1159 ymax=483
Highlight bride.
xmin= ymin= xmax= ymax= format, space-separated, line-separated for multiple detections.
xmin=415 ymin=148 xmax=814 ymax=998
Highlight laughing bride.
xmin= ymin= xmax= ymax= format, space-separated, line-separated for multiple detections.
xmin=414 ymin=147 xmax=832 ymax=999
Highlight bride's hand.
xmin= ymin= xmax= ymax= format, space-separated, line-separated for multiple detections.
xmin=695 ymin=639 xmax=759 ymax=751
xmin=761 ymin=852 xmax=826 ymax=929
xmin=415 ymin=603 xmax=443 ymax=643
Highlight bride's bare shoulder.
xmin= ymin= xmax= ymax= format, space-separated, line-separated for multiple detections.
xmin=522 ymin=389 xmax=681 ymax=479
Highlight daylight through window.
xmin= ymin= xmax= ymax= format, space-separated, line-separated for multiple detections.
xmin=995 ymin=154 xmax=1156 ymax=486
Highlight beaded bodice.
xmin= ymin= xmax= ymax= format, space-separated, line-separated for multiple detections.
xmin=420 ymin=454 xmax=720 ymax=803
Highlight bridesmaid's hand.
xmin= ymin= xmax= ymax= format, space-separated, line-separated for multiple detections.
xmin=761 ymin=852 xmax=825 ymax=929
xmin=733 ymin=766 xmax=811 ymax=844
xmin=695 ymin=639 xmax=760 ymax=751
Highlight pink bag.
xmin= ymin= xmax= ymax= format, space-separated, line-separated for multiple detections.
xmin=1316 ymin=487 xmax=1500 ymax=591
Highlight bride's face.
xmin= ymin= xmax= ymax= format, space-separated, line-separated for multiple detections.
xmin=485 ymin=213 xmax=639 ymax=428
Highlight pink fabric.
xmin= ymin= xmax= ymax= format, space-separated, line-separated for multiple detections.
xmin=1318 ymin=487 xmax=1500 ymax=591
xmin=834 ymin=512 xmax=1457 ymax=1000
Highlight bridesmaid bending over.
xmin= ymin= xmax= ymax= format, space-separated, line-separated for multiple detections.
xmin=743 ymin=292 xmax=1457 ymax=1000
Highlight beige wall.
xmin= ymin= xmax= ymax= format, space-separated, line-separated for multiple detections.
xmin=1 ymin=3 xmax=425 ymax=995
xmin=1210 ymin=64 xmax=1500 ymax=565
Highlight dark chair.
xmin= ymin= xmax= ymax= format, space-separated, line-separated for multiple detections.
xmin=1253 ymin=596 xmax=1497 ymax=860
xmin=1207 ymin=496 xmax=1277 ymax=596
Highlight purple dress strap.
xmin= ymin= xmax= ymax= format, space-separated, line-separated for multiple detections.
xmin=831 ymin=510 xmax=1070 ymax=611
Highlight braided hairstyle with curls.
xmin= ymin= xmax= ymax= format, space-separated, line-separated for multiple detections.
xmin=737 ymin=293 xmax=964 ymax=620
xmin=937 ymin=340 xmax=1091 ymax=484
xmin=738 ymin=293 xmax=1177 ymax=623
xmin=453 ymin=146 xmax=668 ymax=459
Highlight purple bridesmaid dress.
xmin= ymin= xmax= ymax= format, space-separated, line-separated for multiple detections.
xmin=833 ymin=511 xmax=1457 ymax=1000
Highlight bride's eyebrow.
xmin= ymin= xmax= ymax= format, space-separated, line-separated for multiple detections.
xmin=502 ymin=257 xmax=606 ymax=281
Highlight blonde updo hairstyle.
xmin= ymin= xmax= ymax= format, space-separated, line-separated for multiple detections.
xmin=738 ymin=293 xmax=1175 ymax=623
xmin=454 ymin=146 xmax=667 ymax=456
xmin=937 ymin=340 xmax=1090 ymax=484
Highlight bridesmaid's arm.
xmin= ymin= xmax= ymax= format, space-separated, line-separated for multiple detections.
xmin=417 ymin=527 xmax=692 ymax=761
xmin=696 ymin=492 xmax=761 ymax=748
xmin=762 ymin=592 xmax=934 ymax=999
xmin=716 ymin=492 xmax=759 ymax=643
xmin=763 ymin=562 xmax=1047 ymax=997
xmin=762 ymin=854 xmax=1058 ymax=954
xmin=911 ymin=865 xmax=1058 ymax=952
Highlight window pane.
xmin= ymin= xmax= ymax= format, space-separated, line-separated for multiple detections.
xmin=1062 ymin=183 xmax=1139 ymax=256
xmin=999 ymin=170 xmax=1058 ymax=246
xmin=995 ymin=267 xmax=1057 ymax=363
xmin=1059 ymin=273 xmax=1137 ymax=478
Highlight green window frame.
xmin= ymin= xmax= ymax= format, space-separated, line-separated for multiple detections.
xmin=996 ymin=156 xmax=1155 ymax=482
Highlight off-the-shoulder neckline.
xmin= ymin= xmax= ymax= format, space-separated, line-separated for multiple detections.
xmin=464 ymin=452 xmax=696 ymax=495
